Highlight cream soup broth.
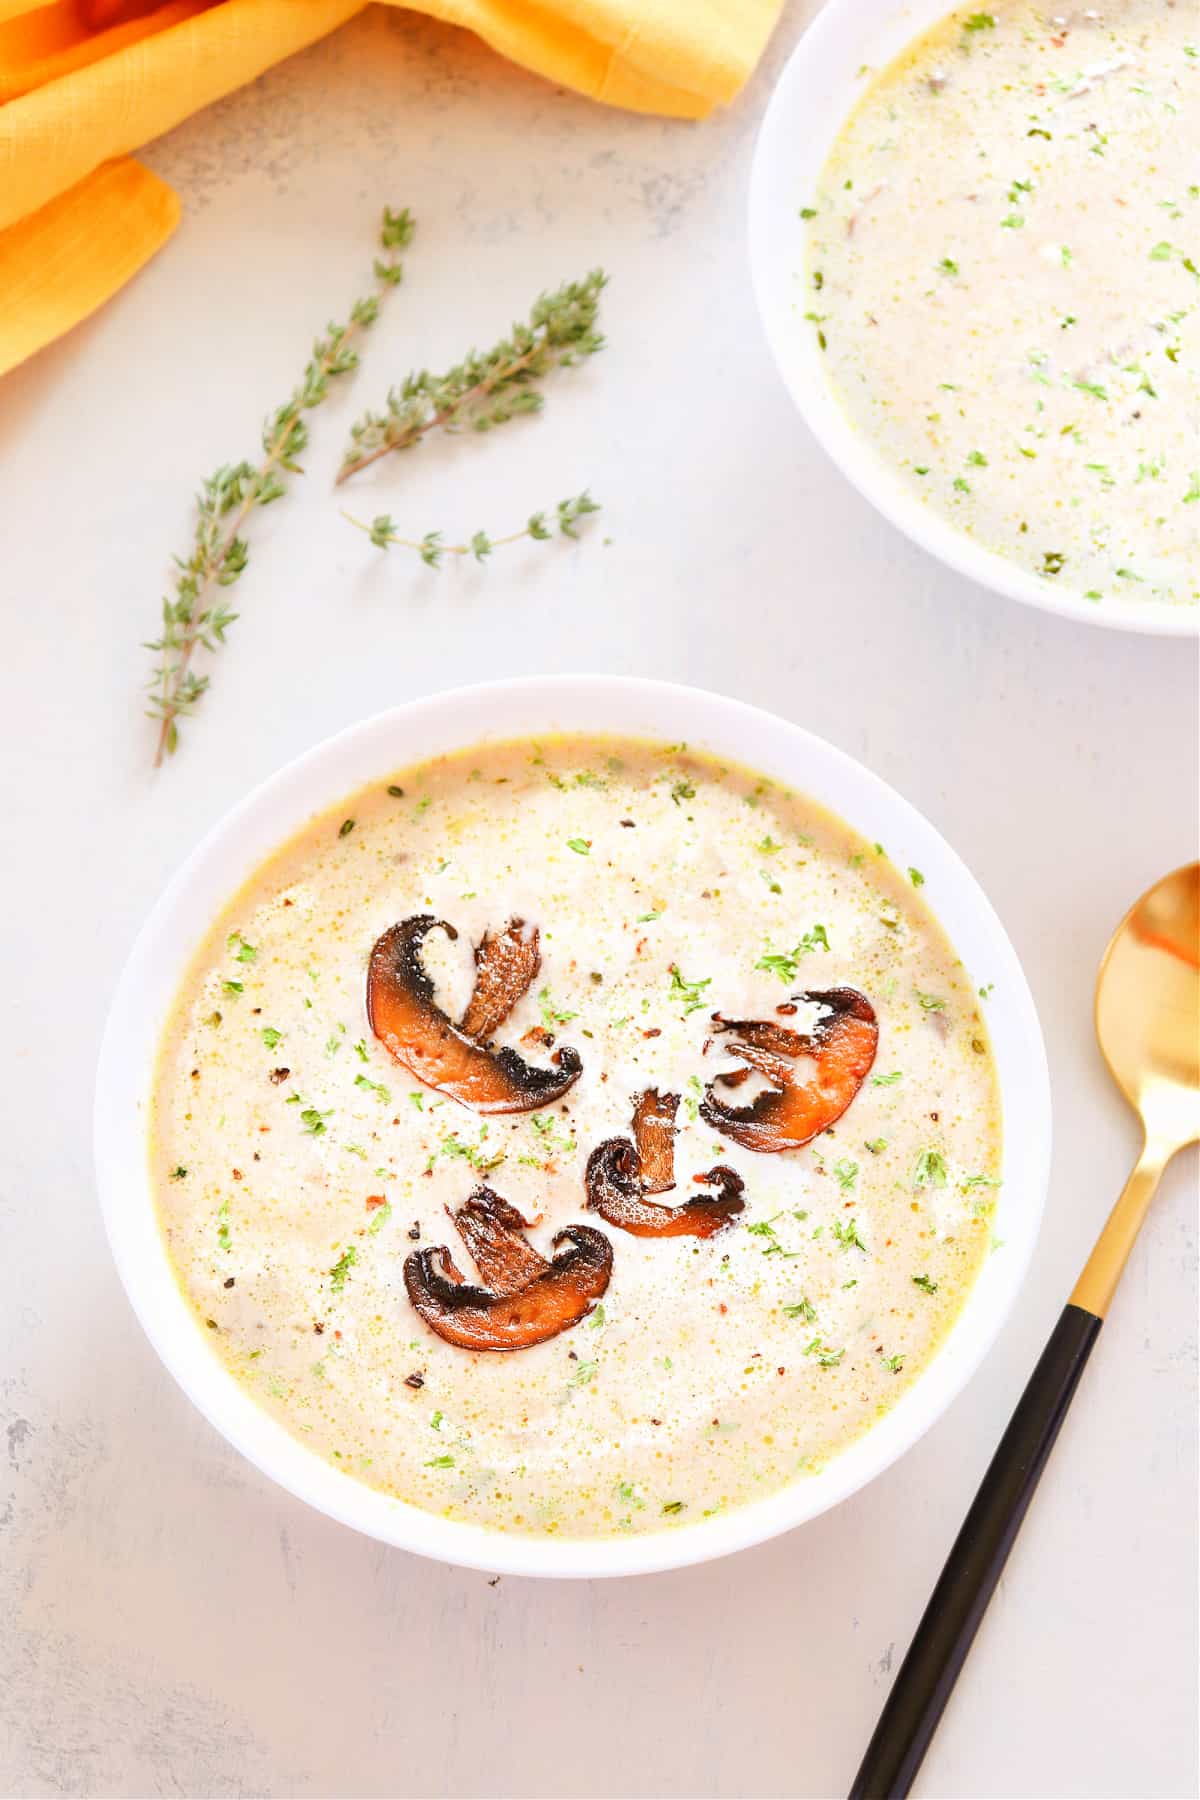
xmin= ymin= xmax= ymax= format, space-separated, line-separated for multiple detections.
xmin=152 ymin=737 xmax=1000 ymax=1538
xmin=808 ymin=2 xmax=1199 ymax=608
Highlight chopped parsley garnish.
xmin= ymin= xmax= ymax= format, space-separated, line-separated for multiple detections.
xmin=668 ymin=965 xmax=712 ymax=1015
xmin=915 ymin=991 xmax=946 ymax=1012
xmin=227 ymin=933 xmax=257 ymax=963
xmin=908 ymin=867 xmax=925 ymax=887
xmin=937 ymin=257 xmax=959 ymax=276
xmin=368 ymin=1201 xmax=392 ymax=1234
xmin=865 ymin=1138 xmax=887 ymax=1155
xmin=833 ymin=1216 xmax=867 ymax=1254
xmin=912 ymin=1274 xmax=938 ymax=1295
xmin=261 ymin=1026 xmax=282 ymax=1049
xmin=661 ymin=1500 xmax=685 ymax=1515
xmin=222 ymin=979 xmax=244 ymax=996
xmin=962 ymin=10 xmax=995 ymax=28
xmin=871 ymin=1070 xmax=902 ymax=1087
xmin=355 ymin=1072 xmax=390 ymax=1102
xmin=882 ymin=1353 xmax=905 ymax=1373
xmin=913 ymin=1148 xmax=948 ymax=1191
xmin=538 ymin=986 xmax=578 ymax=1028
xmin=833 ymin=1159 xmax=859 ymax=1191
xmin=1041 ymin=551 xmax=1066 ymax=577
xmin=569 ymin=1359 xmax=597 ymax=1388
xmin=783 ymin=1297 xmax=817 ymax=1322
xmin=803 ymin=1337 xmax=845 ymax=1368
xmin=670 ymin=779 xmax=696 ymax=807
xmin=755 ymin=925 xmax=830 ymax=982
xmin=338 ymin=818 xmax=355 ymax=837
xmin=566 ymin=837 xmax=591 ymax=855
xmin=328 ymin=1246 xmax=357 ymax=1292
xmin=425 ymin=1454 xmax=455 ymax=1470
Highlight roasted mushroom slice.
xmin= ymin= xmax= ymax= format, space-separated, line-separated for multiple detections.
xmin=367 ymin=915 xmax=581 ymax=1114
xmin=585 ymin=1087 xmax=746 ymax=1238
xmin=459 ymin=918 xmax=542 ymax=1042
xmin=404 ymin=1186 xmax=612 ymax=1351
xmin=700 ymin=986 xmax=878 ymax=1153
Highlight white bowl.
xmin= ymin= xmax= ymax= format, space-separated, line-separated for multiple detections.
xmin=95 ymin=677 xmax=1051 ymax=1578
xmin=748 ymin=0 xmax=1199 ymax=638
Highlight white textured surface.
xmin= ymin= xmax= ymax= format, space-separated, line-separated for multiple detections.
xmin=0 ymin=6 xmax=1196 ymax=1796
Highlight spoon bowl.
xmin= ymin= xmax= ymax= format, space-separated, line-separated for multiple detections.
xmin=1096 ymin=862 xmax=1200 ymax=1141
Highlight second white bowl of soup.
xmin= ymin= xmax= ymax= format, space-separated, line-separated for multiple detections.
xmin=96 ymin=678 xmax=1050 ymax=1577
xmin=750 ymin=0 xmax=1200 ymax=635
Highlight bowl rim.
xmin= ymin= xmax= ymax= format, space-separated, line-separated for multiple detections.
xmin=94 ymin=675 xmax=1052 ymax=1578
xmin=747 ymin=0 xmax=1199 ymax=639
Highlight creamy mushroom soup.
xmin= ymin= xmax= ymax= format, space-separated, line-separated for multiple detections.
xmin=806 ymin=1 xmax=1199 ymax=609
xmin=152 ymin=737 xmax=1002 ymax=1538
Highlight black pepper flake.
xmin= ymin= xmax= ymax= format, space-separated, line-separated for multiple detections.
xmin=590 ymin=972 xmax=603 ymax=985
xmin=619 ymin=819 xmax=636 ymax=828
xmin=404 ymin=1371 xmax=425 ymax=1390
xmin=407 ymin=1222 xmax=421 ymax=1240
xmin=223 ymin=1277 xmax=235 ymax=1289
xmin=205 ymin=1318 xmax=219 ymax=1331
xmin=930 ymin=1112 xmax=939 ymax=1123
xmin=313 ymin=1322 xmax=325 ymax=1335
xmin=231 ymin=1168 xmax=243 ymax=1181
xmin=269 ymin=1067 xmax=290 ymax=1084
xmin=642 ymin=1027 xmax=662 ymax=1039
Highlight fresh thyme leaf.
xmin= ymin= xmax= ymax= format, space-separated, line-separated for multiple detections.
xmin=338 ymin=270 xmax=606 ymax=482
xmin=145 ymin=206 xmax=413 ymax=764
xmin=347 ymin=490 xmax=600 ymax=565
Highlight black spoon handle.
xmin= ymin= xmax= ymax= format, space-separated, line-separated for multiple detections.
xmin=848 ymin=1302 xmax=1103 ymax=1800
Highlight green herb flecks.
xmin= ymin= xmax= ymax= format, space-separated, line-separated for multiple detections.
xmin=668 ymin=965 xmax=711 ymax=1016
xmin=913 ymin=1149 xmax=948 ymax=1191
xmin=329 ymin=1246 xmax=357 ymax=1292
xmin=755 ymin=925 xmax=830 ymax=983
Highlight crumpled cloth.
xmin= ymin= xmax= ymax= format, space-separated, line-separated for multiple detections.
xmin=0 ymin=0 xmax=783 ymax=375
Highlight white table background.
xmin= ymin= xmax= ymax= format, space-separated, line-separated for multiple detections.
xmin=1 ymin=6 xmax=1196 ymax=1797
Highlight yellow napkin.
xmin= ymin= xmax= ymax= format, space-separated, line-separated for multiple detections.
xmin=0 ymin=0 xmax=782 ymax=377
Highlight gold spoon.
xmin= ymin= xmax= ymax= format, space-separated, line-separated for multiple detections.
xmin=851 ymin=863 xmax=1200 ymax=1799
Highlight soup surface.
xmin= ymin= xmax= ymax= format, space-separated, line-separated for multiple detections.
xmin=807 ymin=1 xmax=1199 ymax=609
xmin=152 ymin=737 xmax=1001 ymax=1538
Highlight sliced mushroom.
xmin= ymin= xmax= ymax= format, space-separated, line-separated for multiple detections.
xmin=460 ymin=918 xmax=542 ymax=1042
xmin=585 ymin=1087 xmax=745 ymax=1238
xmin=367 ymin=915 xmax=581 ymax=1114
xmin=700 ymin=986 xmax=878 ymax=1153
xmin=404 ymin=1186 xmax=612 ymax=1351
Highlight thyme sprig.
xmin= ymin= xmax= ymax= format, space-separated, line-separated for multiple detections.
xmin=345 ymin=491 xmax=600 ymax=567
xmin=145 ymin=206 xmax=414 ymax=764
xmin=336 ymin=271 xmax=606 ymax=485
